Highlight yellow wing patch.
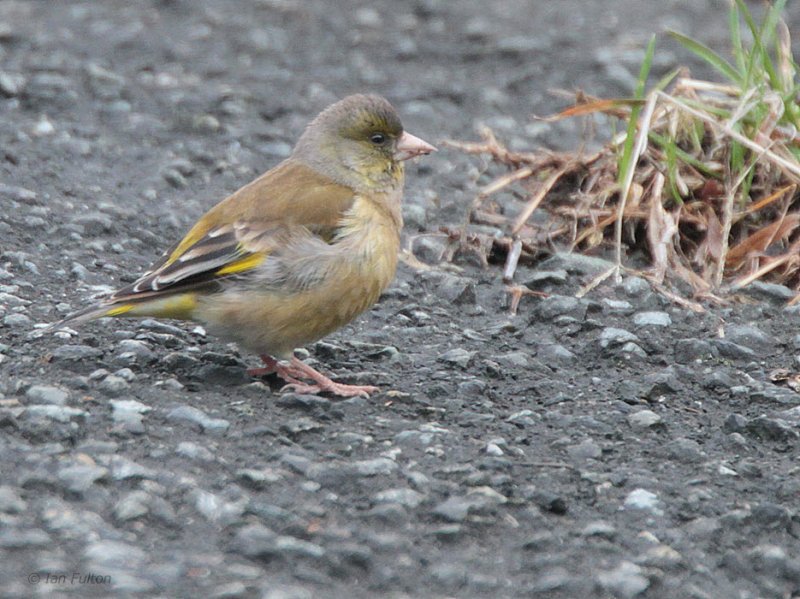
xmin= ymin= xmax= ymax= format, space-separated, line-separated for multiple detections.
xmin=215 ymin=253 xmax=266 ymax=276
xmin=104 ymin=305 xmax=134 ymax=317
xmin=103 ymin=294 xmax=199 ymax=321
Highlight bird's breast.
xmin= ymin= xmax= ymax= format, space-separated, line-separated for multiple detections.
xmin=198 ymin=192 xmax=402 ymax=357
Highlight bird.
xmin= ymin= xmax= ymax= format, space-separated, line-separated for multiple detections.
xmin=48 ymin=94 xmax=436 ymax=397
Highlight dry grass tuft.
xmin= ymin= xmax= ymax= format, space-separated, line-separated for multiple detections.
xmin=441 ymin=1 xmax=800 ymax=307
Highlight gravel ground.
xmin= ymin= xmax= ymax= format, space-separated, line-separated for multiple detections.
xmin=3 ymin=1 xmax=800 ymax=598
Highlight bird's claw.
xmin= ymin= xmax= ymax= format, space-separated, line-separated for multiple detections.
xmin=280 ymin=381 xmax=378 ymax=398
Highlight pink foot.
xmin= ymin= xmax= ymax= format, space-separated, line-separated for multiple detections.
xmin=280 ymin=380 xmax=379 ymax=398
xmin=248 ymin=354 xmax=379 ymax=398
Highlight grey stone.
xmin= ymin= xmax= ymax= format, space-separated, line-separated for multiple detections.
xmin=741 ymin=281 xmax=795 ymax=302
xmin=484 ymin=442 xmax=504 ymax=456
xmin=598 ymin=327 xmax=639 ymax=348
xmin=438 ymin=348 xmax=476 ymax=369
xmin=106 ymin=455 xmax=156 ymax=480
xmin=162 ymin=167 xmax=188 ymax=188
xmin=538 ymin=343 xmax=577 ymax=365
xmin=495 ymin=351 xmax=529 ymax=369
xmin=539 ymin=252 xmax=614 ymax=275
xmin=110 ymin=399 xmax=150 ymax=433
xmin=84 ymin=539 xmax=146 ymax=568
xmin=723 ymin=413 xmax=747 ymax=433
xmin=432 ymin=496 xmax=475 ymax=522
xmin=194 ymin=363 xmax=250 ymax=386
xmin=582 ymin=520 xmax=617 ymax=539
xmin=237 ymin=468 xmax=283 ymax=489
xmin=412 ymin=235 xmax=448 ymax=264
xmin=748 ymin=545 xmax=795 ymax=586
xmin=275 ymin=393 xmax=330 ymax=411
xmin=402 ymin=202 xmax=427 ymax=231
xmin=746 ymin=416 xmax=799 ymax=441
xmin=176 ymin=441 xmax=214 ymax=460
xmin=622 ymin=277 xmax=651 ymax=297
xmin=507 ymin=409 xmax=536 ymax=426
xmin=621 ymin=342 xmax=647 ymax=357
xmin=602 ymin=298 xmax=634 ymax=313
xmin=624 ymin=488 xmax=662 ymax=514
xmin=0 ymin=528 xmax=51 ymax=548
xmin=193 ymin=489 xmax=246 ymax=525
xmin=98 ymin=375 xmax=129 ymax=396
xmin=596 ymin=561 xmax=649 ymax=598
xmin=628 ymin=409 xmax=662 ymax=428
xmin=25 ymin=405 xmax=87 ymax=423
xmin=0 ymin=71 xmax=25 ymax=96
xmin=114 ymin=490 xmax=150 ymax=521
xmin=161 ymin=351 xmax=200 ymax=370
xmin=394 ymin=430 xmax=437 ymax=446
xmin=280 ymin=418 xmax=323 ymax=436
xmin=524 ymin=269 xmax=568 ymax=289
xmin=725 ymin=324 xmax=775 ymax=351
xmin=703 ymin=370 xmax=736 ymax=391
xmin=663 ymin=437 xmax=705 ymax=463
xmin=57 ymin=464 xmax=109 ymax=493
xmin=50 ymin=344 xmax=103 ymax=361
xmin=231 ymin=524 xmax=325 ymax=560
xmin=353 ymin=458 xmax=398 ymax=476
xmin=25 ymin=384 xmax=69 ymax=406
xmin=633 ymin=311 xmax=672 ymax=327
xmin=209 ymin=582 xmax=249 ymax=599
xmin=712 ymin=339 xmax=756 ymax=360
xmin=71 ymin=212 xmax=114 ymax=236
xmin=566 ymin=439 xmax=602 ymax=460
xmin=456 ymin=378 xmax=488 ymax=397
xmin=115 ymin=339 xmax=155 ymax=362
xmin=534 ymin=295 xmax=587 ymax=321
xmin=4 ymin=313 xmax=31 ymax=327
xmin=166 ymin=405 xmax=230 ymax=435
xmin=636 ymin=544 xmax=683 ymax=569
xmin=423 ymin=272 xmax=477 ymax=305
xmin=529 ymin=490 xmax=568 ymax=514
xmin=643 ymin=370 xmax=681 ymax=398
xmin=527 ymin=568 xmax=576 ymax=593
xmin=777 ymin=405 xmax=800 ymax=423
xmin=0 ymin=486 xmax=27 ymax=513
xmin=748 ymin=384 xmax=797 ymax=404
xmin=749 ymin=503 xmax=791 ymax=529
xmin=373 ymin=488 xmax=425 ymax=508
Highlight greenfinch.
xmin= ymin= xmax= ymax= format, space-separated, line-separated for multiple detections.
xmin=50 ymin=94 xmax=436 ymax=397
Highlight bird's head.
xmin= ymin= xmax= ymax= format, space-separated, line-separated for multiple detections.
xmin=293 ymin=94 xmax=436 ymax=192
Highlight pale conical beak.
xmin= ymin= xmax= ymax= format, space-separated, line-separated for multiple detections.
xmin=394 ymin=131 xmax=437 ymax=161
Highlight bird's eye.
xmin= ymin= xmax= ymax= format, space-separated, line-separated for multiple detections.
xmin=369 ymin=132 xmax=386 ymax=145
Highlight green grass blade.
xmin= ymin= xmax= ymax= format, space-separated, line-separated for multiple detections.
xmin=740 ymin=161 xmax=756 ymax=207
xmin=618 ymin=36 xmax=655 ymax=185
xmin=736 ymin=0 xmax=762 ymax=88
xmin=664 ymin=132 xmax=683 ymax=203
xmin=648 ymin=131 xmax=723 ymax=179
xmin=654 ymin=67 xmax=683 ymax=93
xmin=729 ymin=1 xmax=746 ymax=75
xmin=668 ymin=30 xmax=742 ymax=85
xmin=730 ymin=136 xmax=745 ymax=175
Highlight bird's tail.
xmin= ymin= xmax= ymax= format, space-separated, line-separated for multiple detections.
xmin=38 ymin=293 xmax=199 ymax=336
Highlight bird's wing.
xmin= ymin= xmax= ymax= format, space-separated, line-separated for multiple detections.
xmin=110 ymin=158 xmax=356 ymax=303
xmin=164 ymin=158 xmax=356 ymax=265
xmin=54 ymin=159 xmax=356 ymax=323
xmin=109 ymin=220 xmax=284 ymax=302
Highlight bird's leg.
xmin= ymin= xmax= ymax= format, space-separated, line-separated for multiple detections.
xmin=278 ymin=356 xmax=379 ymax=398
xmin=247 ymin=354 xmax=280 ymax=376
xmin=248 ymin=354 xmax=307 ymax=386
